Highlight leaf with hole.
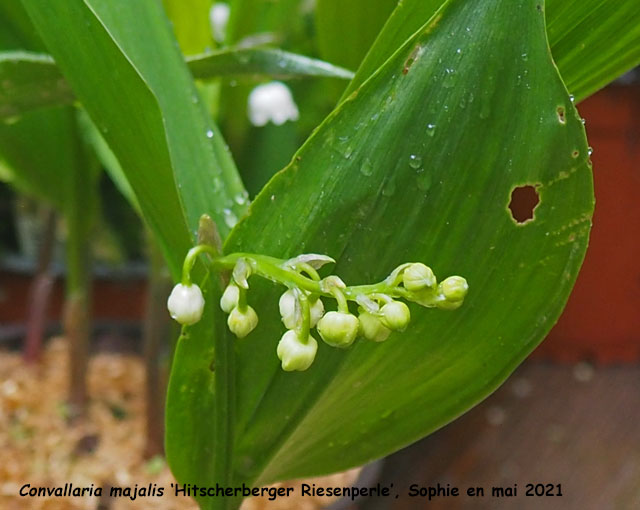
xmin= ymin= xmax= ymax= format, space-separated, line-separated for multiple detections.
xmin=165 ymin=0 xmax=594 ymax=507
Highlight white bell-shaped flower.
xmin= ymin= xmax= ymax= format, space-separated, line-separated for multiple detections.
xmin=248 ymin=81 xmax=299 ymax=127
xmin=277 ymin=330 xmax=318 ymax=371
xmin=167 ymin=283 xmax=205 ymax=325
xmin=209 ymin=3 xmax=230 ymax=43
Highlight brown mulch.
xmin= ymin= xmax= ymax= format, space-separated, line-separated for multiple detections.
xmin=0 ymin=338 xmax=358 ymax=510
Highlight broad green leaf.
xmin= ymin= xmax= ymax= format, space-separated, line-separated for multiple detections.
xmin=0 ymin=106 xmax=75 ymax=211
xmin=0 ymin=51 xmax=73 ymax=119
xmin=77 ymin=111 xmax=140 ymax=215
xmin=226 ymin=0 xmax=301 ymax=45
xmin=315 ymin=0 xmax=397 ymax=71
xmin=188 ymin=47 xmax=354 ymax=81
xmin=167 ymin=0 xmax=593 ymax=502
xmin=163 ymin=0 xmax=213 ymax=55
xmin=546 ymin=0 xmax=640 ymax=101
xmin=0 ymin=48 xmax=353 ymax=120
xmin=20 ymin=0 xmax=248 ymax=278
xmin=344 ymin=0 xmax=640 ymax=101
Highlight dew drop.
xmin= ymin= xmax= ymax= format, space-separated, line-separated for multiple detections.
xmin=569 ymin=94 xmax=575 ymax=103
xmin=360 ymin=158 xmax=374 ymax=177
xmin=341 ymin=145 xmax=354 ymax=159
xmin=409 ymin=154 xmax=422 ymax=169
xmin=206 ymin=129 xmax=214 ymax=138
xmin=223 ymin=208 xmax=238 ymax=228
xmin=456 ymin=48 xmax=462 ymax=55
xmin=521 ymin=53 xmax=528 ymax=61
xmin=234 ymin=191 xmax=249 ymax=206
xmin=587 ymin=147 xmax=593 ymax=156
xmin=443 ymin=68 xmax=456 ymax=88
xmin=426 ymin=123 xmax=436 ymax=136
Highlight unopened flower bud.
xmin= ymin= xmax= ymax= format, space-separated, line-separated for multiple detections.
xmin=248 ymin=81 xmax=299 ymax=127
xmin=380 ymin=301 xmax=410 ymax=331
xmin=279 ymin=290 xmax=298 ymax=329
xmin=279 ymin=290 xmax=325 ymax=329
xmin=220 ymin=283 xmax=239 ymax=313
xmin=440 ymin=276 xmax=468 ymax=302
xmin=403 ymin=263 xmax=436 ymax=291
xmin=309 ymin=297 xmax=325 ymax=327
xmin=277 ymin=330 xmax=318 ymax=371
xmin=317 ymin=311 xmax=359 ymax=348
xmin=227 ymin=306 xmax=258 ymax=338
xmin=167 ymin=283 xmax=205 ymax=325
xmin=358 ymin=312 xmax=391 ymax=343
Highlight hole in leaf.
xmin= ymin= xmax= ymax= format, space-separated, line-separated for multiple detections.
xmin=557 ymin=106 xmax=566 ymax=124
xmin=509 ymin=185 xmax=540 ymax=224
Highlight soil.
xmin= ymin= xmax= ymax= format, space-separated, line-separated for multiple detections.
xmin=0 ymin=338 xmax=359 ymax=510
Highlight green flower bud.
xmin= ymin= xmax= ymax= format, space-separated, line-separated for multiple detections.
xmin=227 ymin=306 xmax=258 ymax=338
xmin=403 ymin=263 xmax=436 ymax=291
xmin=277 ymin=330 xmax=318 ymax=371
xmin=220 ymin=283 xmax=239 ymax=313
xmin=358 ymin=312 xmax=391 ymax=342
xmin=435 ymin=298 xmax=464 ymax=310
xmin=317 ymin=311 xmax=359 ymax=348
xmin=167 ymin=283 xmax=205 ymax=325
xmin=380 ymin=301 xmax=411 ymax=331
xmin=440 ymin=276 xmax=468 ymax=302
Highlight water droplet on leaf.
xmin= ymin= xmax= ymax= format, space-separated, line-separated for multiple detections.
xmin=360 ymin=159 xmax=374 ymax=176
xmin=409 ymin=154 xmax=422 ymax=169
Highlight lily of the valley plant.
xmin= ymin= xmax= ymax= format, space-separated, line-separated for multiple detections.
xmin=3 ymin=0 xmax=639 ymax=509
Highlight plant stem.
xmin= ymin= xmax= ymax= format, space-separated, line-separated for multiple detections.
xmin=24 ymin=207 xmax=57 ymax=363
xmin=65 ymin=116 xmax=99 ymax=420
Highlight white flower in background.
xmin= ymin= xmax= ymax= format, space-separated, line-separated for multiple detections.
xmin=247 ymin=81 xmax=299 ymax=127
xmin=167 ymin=283 xmax=205 ymax=325
xmin=209 ymin=3 xmax=230 ymax=43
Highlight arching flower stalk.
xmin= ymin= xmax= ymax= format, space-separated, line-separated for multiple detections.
xmin=168 ymin=246 xmax=468 ymax=371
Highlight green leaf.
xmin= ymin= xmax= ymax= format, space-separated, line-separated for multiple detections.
xmin=167 ymin=0 xmax=593 ymax=500
xmin=0 ymin=48 xmax=353 ymax=120
xmin=315 ymin=0 xmax=398 ymax=71
xmin=344 ymin=0 xmax=640 ymax=101
xmin=20 ymin=0 xmax=248 ymax=277
xmin=0 ymin=106 xmax=76 ymax=211
xmin=187 ymin=47 xmax=354 ymax=81
xmin=0 ymin=51 xmax=73 ymax=119
xmin=163 ymin=0 xmax=213 ymax=55
xmin=226 ymin=0 xmax=301 ymax=45
xmin=546 ymin=0 xmax=640 ymax=101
